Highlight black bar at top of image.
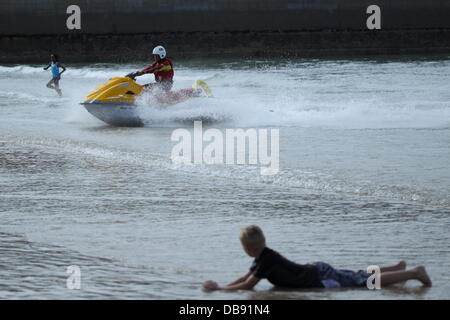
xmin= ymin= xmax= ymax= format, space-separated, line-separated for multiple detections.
xmin=2 ymin=0 xmax=450 ymax=35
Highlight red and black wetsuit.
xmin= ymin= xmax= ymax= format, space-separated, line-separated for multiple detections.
xmin=139 ymin=57 xmax=199 ymax=102
xmin=140 ymin=58 xmax=174 ymax=91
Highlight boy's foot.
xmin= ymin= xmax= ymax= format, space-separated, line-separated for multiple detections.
xmin=397 ymin=260 xmax=407 ymax=271
xmin=415 ymin=266 xmax=432 ymax=287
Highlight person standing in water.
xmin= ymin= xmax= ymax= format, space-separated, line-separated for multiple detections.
xmin=43 ymin=54 xmax=66 ymax=97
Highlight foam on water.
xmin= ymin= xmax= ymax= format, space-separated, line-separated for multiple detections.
xmin=2 ymin=134 xmax=448 ymax=207
xmin=1 ymin=60 xmax=449 ymax=208
xmin=2 ymin=61 xmax=449 ymax=129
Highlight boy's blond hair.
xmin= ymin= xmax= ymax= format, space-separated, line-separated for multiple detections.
xmin=239 ymin=225 xmax=266 ymax=250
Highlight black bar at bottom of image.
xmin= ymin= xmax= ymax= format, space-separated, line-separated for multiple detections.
xmin=0 ymin=300 xmax=447 ymax=319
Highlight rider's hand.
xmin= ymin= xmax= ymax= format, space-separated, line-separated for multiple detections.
xmin=125 ymin=72 xmax=138 ymax=79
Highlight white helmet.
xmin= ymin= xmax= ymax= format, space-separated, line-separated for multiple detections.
xmin=152 ymin=45 xmax=166 ymax=59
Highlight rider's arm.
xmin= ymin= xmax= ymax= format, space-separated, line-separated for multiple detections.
xmin=43 ymin=63 xmax=51 ymax=70
xmin=136 ymin=63 xmax=159 ymax=76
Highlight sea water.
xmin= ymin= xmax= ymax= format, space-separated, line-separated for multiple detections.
xmin=0 ymin=56 xmax=449 ymax=299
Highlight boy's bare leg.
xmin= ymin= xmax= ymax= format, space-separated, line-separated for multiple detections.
xmin=380 ymin=266 xmax=432 ymax=287
xmin=379 ymin=260 xmax=406 ymax=273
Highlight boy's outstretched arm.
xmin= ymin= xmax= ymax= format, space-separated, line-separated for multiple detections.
xmin=221 ymin=275 xmax=260 ymax=291
xmin=203 ymin=273 xmax=260 ymax=291
xmin=43 ymin=63 xmax=51 ymax=70
xmin=226 ymin=270 xmax=252 ymax=286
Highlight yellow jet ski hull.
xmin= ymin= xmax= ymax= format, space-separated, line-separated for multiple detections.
xmin=81 ymin=77 xmax=212 ymax=127
xmin=83 ymin=77 xmax=143 ymax=105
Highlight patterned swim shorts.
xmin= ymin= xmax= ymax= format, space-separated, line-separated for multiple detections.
xmin=315 ymin=261 xmax=370 ymax=289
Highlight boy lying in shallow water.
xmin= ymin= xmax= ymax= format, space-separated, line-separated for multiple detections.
xmin=203 ymin=225 xmax=432 ymax=291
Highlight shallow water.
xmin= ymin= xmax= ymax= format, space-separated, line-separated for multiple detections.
xmin=0 ymin=56 xmax=449 ymax=299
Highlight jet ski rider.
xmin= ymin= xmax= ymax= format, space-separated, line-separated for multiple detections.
xmin=127 ymin=45 xmax=173 ymax=92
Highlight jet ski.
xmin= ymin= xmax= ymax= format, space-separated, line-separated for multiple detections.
xmin=81 ymin=76 xmax=212 ymax=127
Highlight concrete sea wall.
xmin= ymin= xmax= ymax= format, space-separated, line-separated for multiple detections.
xmin=1 ymin=0 xmax=450 ymax=62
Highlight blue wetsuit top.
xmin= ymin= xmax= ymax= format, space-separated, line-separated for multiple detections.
xmin=51 ymin=62 xmax=60 ymax=79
